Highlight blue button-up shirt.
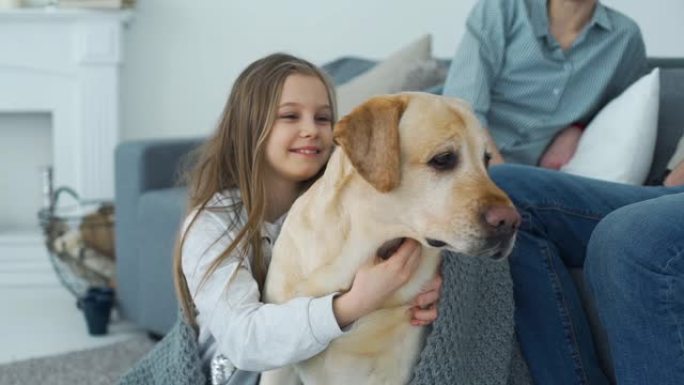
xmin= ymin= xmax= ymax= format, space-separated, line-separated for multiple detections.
xmin=443 ymin=0 xmax=647 ymax=165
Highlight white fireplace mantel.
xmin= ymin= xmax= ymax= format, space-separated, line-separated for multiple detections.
xmin=0 ymin=8 xmax=132 ymax=201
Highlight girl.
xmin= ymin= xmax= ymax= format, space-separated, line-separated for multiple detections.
xmin=174 ymin=53 xmax=441 ymax=384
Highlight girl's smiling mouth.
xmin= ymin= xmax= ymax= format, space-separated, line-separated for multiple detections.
xmin=290 ymin=146 xmax=322 ymax=156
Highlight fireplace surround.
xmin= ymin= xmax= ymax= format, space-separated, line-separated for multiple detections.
xmin=0 ymin=8 xmax=131 ymax=204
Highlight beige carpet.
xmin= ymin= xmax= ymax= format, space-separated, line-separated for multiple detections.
xmin=0 ymin=336 xmax=156 ymax=385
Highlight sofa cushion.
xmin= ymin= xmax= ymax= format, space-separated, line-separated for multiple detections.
xmin=334 ymin=34 xmax=432 ymax=116
xmin=400 ymin=59 xmax=450 ymax=92
xmin=322 ymin=57 xmax=376 ymax=86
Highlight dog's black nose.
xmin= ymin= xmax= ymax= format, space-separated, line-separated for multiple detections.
xmin=426 ymin=238 xmax=447 ymax=248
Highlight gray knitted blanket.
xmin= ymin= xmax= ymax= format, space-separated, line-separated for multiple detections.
xmin=119 ymin=253 xmax=530 ymax=385
xmin=409 ymin=253 xmax=531 ymax=385
xmin=118 ymin=310 xmax=206 ymax=385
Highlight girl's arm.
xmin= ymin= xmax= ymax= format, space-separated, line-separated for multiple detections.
xmin=183 ymin=211 xmax=344 ymax=372
xmin=202 ymin=262 xmax=344 ymax=371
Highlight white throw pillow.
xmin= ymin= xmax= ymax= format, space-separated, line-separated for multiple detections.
xmin=561 ymin=68 xmax=660 ymax=185
xmin=336 ymin=34 xmax=432 ymax=116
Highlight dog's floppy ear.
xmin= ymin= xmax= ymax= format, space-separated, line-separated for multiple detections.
xmin=333 ymin=95 xmax=407 ymax=192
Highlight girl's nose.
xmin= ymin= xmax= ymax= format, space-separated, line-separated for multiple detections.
xmin=299 ymin=118 xmax=319 ymax=137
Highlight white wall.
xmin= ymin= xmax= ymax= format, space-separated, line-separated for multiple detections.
xmin=121 ymin=0 xmax=684 ymax=141
xmin=120 ymin=0 xmax=471 ymax=140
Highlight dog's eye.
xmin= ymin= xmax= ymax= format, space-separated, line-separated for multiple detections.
xmin=484 ymin=152 xmax=492 ymax=168
xmin=428 ymin=151 xmax=458 ymax=171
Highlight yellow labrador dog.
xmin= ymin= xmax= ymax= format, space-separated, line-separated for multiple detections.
xmin=261 ymin=92 xmax=519 ymax=385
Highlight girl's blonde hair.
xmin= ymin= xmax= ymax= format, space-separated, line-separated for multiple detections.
xmin=173 ymin=53 xmax=337 ymax=325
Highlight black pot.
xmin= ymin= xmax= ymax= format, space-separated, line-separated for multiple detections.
xmin=80 ymin=287 xmax=114 ymax=336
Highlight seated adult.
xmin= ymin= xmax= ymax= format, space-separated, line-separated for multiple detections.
xmin=488 ymin=157 xmax=684 ymax=385
xmin=443 ymin=0 xmax=647 ymax=169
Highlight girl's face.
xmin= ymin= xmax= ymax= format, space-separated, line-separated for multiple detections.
xmin=264 ymin=74 xmax=334 ymax=186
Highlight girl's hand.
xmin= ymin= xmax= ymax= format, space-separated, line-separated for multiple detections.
xmin=333 ymin=239 xmax=422 ymax=328
xmin=410 ymin=272 xmax=442 ymax=326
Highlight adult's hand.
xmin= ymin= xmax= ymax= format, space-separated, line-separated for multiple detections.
xmin=539 ymin=125 xmax=583 ymax=170
xmin=664 ymin=160 xmax=684 ymax=187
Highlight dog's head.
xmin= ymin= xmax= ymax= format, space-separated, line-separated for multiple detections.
xmin=333 ymin=92 xmax=519 ymax=259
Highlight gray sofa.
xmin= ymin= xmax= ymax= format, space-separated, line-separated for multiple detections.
xmin=115 ymin=139 xmax=202 ymax=335
xmin=115 ymin=58 xmax=684 ymax=357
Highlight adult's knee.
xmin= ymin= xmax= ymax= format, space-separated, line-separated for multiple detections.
xmin=585 ymin=210 xmax=631 ymax=285
xmin=585 ymin=200 xmax=677 ymax=297
xmin=584 ymin=208 xmax=643 ymax=316
xmin=489 ymin=164 xmax=554 ymax=206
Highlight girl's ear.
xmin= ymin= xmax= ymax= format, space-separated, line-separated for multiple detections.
xmin=333 ymin=95 xmax=407 ymax=192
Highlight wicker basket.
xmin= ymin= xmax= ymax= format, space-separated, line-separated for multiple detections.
xmin=37 ymin=187 xmax=116 ymax=299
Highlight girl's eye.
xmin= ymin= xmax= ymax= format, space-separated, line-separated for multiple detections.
xmin=316 ymin=116 xmax=332 ymax=123
xmin=428 ymin=151 xmax=458 ymax=171
xmin=279 ymin=114 xmax=298 ymax=120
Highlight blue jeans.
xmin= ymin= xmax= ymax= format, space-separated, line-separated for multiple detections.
xmin=585 ymin=193 xmax=684 ymax=385
xmin=489 ymin=165 xmax=684 ymax=385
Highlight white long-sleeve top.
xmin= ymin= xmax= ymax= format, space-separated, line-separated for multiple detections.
xmin=180 ymin=191 xmax=344 ymax=382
